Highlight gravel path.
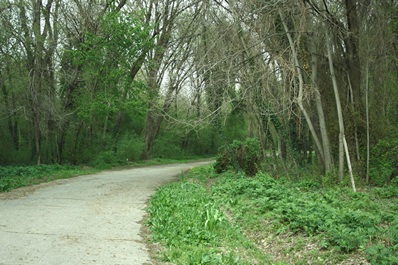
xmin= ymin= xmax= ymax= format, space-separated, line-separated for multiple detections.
xmin=0 ymin=161 xmax=211 ymax=265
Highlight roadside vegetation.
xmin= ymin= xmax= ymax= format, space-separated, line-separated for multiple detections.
xmin=1 ymin=1 xmax=398 ymax=263
xmin=0 ymin=157 xmax=211 ymax=193
xmin=147 ymin=167 xmax=270 ymax=265
xmin=146 ymin=165 xmax=398 ymax=265
xmin=0 ymin=164 xmax=99 ymax=192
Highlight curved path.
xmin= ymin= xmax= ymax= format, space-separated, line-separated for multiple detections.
xmin=0 ymin=161 xmax=211 ymax=265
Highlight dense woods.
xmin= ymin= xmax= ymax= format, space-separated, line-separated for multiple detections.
xmin=1 ymin=0 xmax=398 ymax=186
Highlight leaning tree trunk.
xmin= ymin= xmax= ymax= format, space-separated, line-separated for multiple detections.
xmin=310 ymin=43 xmax=333 ymax=174
xmin=279 ymin=9 xmax=326 ymax=166
xmin=326 ymin=29 xmax=355 ymax=190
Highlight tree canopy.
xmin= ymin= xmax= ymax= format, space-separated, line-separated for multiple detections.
xmin=1 ymin=0 xmax=397 ymax=185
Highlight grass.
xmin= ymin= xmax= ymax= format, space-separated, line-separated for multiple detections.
xmin=146 ymin=165 xmax=398 ymax=265
xmin=0 ymin=157 xmax=213 ymax=193
xmin=0 ymin=164 xmax=99 ymax=192
xmin=146 ymin=166 xmax=270 ymax=264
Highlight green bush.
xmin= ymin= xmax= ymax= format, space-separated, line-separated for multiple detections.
xmin=117 ymin=133 xmax=143 ymax=161
xmin=91 ymin=151 xmax=119 ymax=169
xmin=369 ymin=137 xmax=398 ymax=185
xmin=214 ymin=138 xmax=261 ymax=176
xmin=153 ymin=131 xmax=186 ymax=159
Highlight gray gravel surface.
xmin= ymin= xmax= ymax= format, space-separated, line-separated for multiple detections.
xmin=0 ymin=161 xmax=211 ymax=265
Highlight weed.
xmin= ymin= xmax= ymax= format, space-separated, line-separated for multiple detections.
xmin=147 ymin=178 xmax=269 ymax=264
xmin=146 ymin=165 xmax=398 ymax=264
xmin=210 ymin=169 xmax=398 ymax=263
xmin=0 ymin=165 xmax=98 ymax=192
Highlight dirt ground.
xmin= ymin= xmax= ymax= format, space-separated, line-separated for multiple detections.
xmin=0 ymin=161 xmax=211 ymax=265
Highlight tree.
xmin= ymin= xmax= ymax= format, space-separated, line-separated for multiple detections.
xmin=140 ymin=0 xmax=205 ymax=159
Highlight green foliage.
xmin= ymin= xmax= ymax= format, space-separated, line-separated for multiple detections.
xmin=91 ymin=151 xmax=121 ymax=169
xmin=224 ymin=109 xmax=247 ymax=142
xmin=73 ymin=10 xmax=152 ymax=71
xmin=53 ymin=10 xmax=153 ymax=165
xmin=147 ymin=175 xmax=269 ymax=264
xmin=146 ymin=164 xmax=398 ymax=264
xmin=116 ymin=133 xmax=143 ymax=162
xmin=181 ymin=127 xmax=221 ymax=157
xmin=211 ymin=171 xmax=398 ymax=262
xmin=148 ymin=182 xmax=226 ymax=247
xmin=366 ymin=244 xmax=398 ymax=265
xmin=214 ymin=138 xmax=261 ymax=176
xmin=369 ymin=137 xmax=398 ymax=185
xmin=153 ymin=130 xmax=186 ymax=159
xmin=0 ymin=165 xmax=97 ymax=192
xmin=69 ymin=9 xmax=152 ymax=130
xmin=91 ymin=134 xmax=144 ymax=168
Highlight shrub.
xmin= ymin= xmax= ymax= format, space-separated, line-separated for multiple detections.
xmin=117 ymin=133 xmax=143 ymax=161
xmin=91 ymin=150 xmax=122 ymax=169
xmin=214 ymin=138 xmax=261 ymax=176
xmin=369 ymin=137 xmax=398 ymax=185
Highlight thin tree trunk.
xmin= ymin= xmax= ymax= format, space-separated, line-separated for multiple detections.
xmin=344 ymin=0 xmax=362 ymax=114
xmin=365 ymin=62 xmax=370 ymax=183
xmin=326 ymin=30 xmax=346 ymax=181
xmin=140 ymin=0 xmax=177 ymax=160
xmin=0 ymin=69 xmax=14 ymax=148
xmin=71 ymin=122 xmax=82 ymax=164
xmin=31 ymin=0 xmax=44 ymax=165
xmin=347 ymin=73 xmax=361 ymax=161
xmin=103 ymin=114 xmax=109 ymax=141
xmin=310 ymin=46 xmax=333 ymax=173
xmin=343 ymin=135 xmax=357 ymax=192
xmin=11 ymin=92 xmax=20 ymax=150
xmin=279 ymin=9 xmax=325 ymax=165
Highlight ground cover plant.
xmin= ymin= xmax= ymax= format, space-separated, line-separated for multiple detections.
xmin=0 ymin=158 xmax=213 ymax=193
xmin=0 ymin=164 xmax=99 ymax=192
xmin=146 ymin=166 xmax=270 ymax=265
xmin=146 ymin=165 xmax=398 ymax=265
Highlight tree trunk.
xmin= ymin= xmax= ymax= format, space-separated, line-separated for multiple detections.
xmin=310 ymin=46 xmax=333 ymax=173
xmin=115 ymin=51 xmax=149 ymax=136
xmin=326 ymin=30 xmax=346 ymax=181
xmin=0 ymin=69 xmax=17 ymax=150
xmin=344 ymin=0 xmax=362 ymax=113
xmin=365 ymin=62 xmax=370 ymax=183
xmin=279 ymin=9 xmax=325 ymax=166
xmin=139 ymin=0 xmax=179 ymax=159
xmin=344 ymin=0 xmax=363 ymax=164
xmin=140 ymin=105 xmax=160 ymax=160
xmin=141 ymin=86 xmax=176 ymax=160
xmin=343 ymin=135 xmax=356 ymax=192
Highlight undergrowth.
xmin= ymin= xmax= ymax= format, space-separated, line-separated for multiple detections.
xmin=147 ymin=165 xmax=398 ymax=265
xmin=0 ymin=164 xmax=98 ymax=192
xmin=0 ymin=158 xmax=212 ymax=193
xmin=146 ymin=166 xmax=269 ymax=264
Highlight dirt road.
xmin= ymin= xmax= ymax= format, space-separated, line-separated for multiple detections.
xmin=0 ymin=161 xmax=211 ymax=265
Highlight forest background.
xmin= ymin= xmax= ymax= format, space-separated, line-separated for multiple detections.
xmin=1 ymin=0 xmax=398 ymax=187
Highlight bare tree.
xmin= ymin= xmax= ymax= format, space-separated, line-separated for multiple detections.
xmin=140 ymin=0 xmax=205 ymax=159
